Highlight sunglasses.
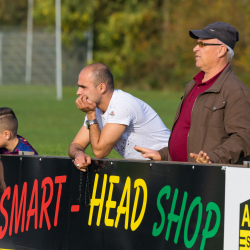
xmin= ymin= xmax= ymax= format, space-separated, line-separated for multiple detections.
xmin=197 ymin=41 xmax=223 ymax=47
xmin=196 ymin=41 xmax=229 ymax=51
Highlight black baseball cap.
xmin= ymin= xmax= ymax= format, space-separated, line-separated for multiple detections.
xmin=189 ymin=21 xmax=239 ymax=49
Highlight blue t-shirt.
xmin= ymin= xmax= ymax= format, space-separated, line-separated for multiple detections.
xmin=0 ymin=135 xmax=38 ymax=155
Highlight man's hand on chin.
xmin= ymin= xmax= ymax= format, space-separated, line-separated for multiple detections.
xmin=75 ymin=95 xmax=96 ymax=114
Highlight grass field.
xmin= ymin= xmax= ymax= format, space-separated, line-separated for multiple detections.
xmin=0 ymin=85 xmax=182 ymax=158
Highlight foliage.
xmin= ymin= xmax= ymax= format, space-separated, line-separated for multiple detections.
xmin=93 ymin=0 xmax=250 ymax=88
xmin=0 ymin=0 xmax=27 ymax=25
xmin=0 ymin=0 xmax=249 ymax=89
xmin=32 ymin=0 xmax=92 ymax=46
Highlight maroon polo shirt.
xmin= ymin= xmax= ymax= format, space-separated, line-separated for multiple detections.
xmin=169 ymin=64 xmax=228 ymax=162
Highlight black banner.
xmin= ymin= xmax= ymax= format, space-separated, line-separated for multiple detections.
xmin=0 ymin=155 xmax=225 ymax=250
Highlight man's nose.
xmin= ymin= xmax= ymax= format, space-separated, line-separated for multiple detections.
xmin=193 ymin=43 xmax=199 ymax=52
xmin=76 ymin=88 xmax=81 ymax=95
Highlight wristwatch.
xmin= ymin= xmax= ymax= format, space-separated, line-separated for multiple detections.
xmin=86 ymin=119 xmax=98 ymax=129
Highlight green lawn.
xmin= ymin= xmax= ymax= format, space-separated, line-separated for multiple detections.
xmin=0 ymin=85 xmax=182 ymax=158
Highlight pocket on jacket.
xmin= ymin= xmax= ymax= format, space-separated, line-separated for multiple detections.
xmin=203 ymin=100 xmax=226 ymax=128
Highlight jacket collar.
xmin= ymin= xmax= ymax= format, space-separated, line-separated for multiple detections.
xmin=204 ymin=63 xmax=232 ymax=93
xmin=185 ymin=63 xmax=232 ymax=96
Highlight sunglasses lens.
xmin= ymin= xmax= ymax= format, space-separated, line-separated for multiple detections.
xmin=197 ymin=42 xmax=203 ymax=47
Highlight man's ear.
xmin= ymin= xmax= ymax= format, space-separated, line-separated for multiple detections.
xmin=218 ymin=45 xmax=228 ymax=58
xmin=98 ymin=83 xmax=107 ymax=94
xmin=3 ymin=130 xmax=11 ymax=140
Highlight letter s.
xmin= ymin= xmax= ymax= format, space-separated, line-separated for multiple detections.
xmin=152 ymin=185 xmax=171 ymax=237
xmin=0 ymin=187 xmax=11 ymax=239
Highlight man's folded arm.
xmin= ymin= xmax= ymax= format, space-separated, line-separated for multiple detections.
xmin=89 ymin=123 xmax=127 ymax=159
xmin=68 ymin=125 xmax=90 ymax=159
xmin=68 ymin=125 xmax=92 ymax=171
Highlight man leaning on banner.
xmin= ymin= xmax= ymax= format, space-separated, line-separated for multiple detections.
xmin=68 ymin=63 xmax=170 ymax=171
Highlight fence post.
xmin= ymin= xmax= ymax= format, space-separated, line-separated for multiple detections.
xmin=25 ymin=0 xmax=33 ymax=84
xmin=55 ymin=0 xmax=62 ymax=100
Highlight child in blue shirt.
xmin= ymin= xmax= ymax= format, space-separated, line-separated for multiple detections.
xmin=0 ymin=107 xmax=38 ymax=155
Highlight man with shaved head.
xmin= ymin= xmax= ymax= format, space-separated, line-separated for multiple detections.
xmin=68 ymin=63 xmax=170 ymax=171
xmin=135 ymin=22 xmax=250 ymax=164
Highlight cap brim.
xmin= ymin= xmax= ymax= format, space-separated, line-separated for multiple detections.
xmin=189 ymin=30 xmax=215 ymax=39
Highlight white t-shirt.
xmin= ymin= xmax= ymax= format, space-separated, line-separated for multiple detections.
xmin=84 ymin=90 xmax=170 ymax=160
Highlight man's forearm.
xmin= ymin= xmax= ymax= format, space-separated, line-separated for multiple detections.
xmin=208 ymin=132 xmax=250 ymax=164
xmin=68 ymin=143 xmax=86 ymax=159
xmin=86 ymin=112 xmax=108 ymax=158
xmin=89 ymin=124 xmax=107 ymax=158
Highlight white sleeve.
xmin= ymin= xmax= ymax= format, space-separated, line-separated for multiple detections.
xmin=83 ymin=108 xmax=101 ymax=128
xmin=83 ymin=115 xmax=88 ymax=127
xmin=106 ymin=101 xmax=137 ymax=126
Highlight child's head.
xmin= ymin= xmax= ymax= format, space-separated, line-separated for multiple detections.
xmin=0 ymin=108 xmax=18 ymax=147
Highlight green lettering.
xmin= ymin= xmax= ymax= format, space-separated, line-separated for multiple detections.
xmin=200 ymin=202 xmax=221 ymax=250
xmin=166 ymin=189 xmax=187 ymax=244
xmin=184 ymin=196 xmax=203 ymax=248
xmin=152 ymin=186 xmax=171 ymax=237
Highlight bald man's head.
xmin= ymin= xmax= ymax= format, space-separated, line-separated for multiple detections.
xmin=0 ymin=107 xmax=18 ymax=136
xmin=83 ymin=63 xmax=114 ymax=89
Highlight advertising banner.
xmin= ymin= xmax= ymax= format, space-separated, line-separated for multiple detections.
xmin=0 ymin=155 xmax=225 ymax=250
xmin=224 ymin=167 xmax=250 ymax=250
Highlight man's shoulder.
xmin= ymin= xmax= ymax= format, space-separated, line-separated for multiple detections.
xmin=224 ymin=71 xmax=250 ymax=94
xmin=112 ymin=90 xmax=141 ymax=109
xmin=113 ymin=89 xmax=137 ymax=102
xmin=111 ymin=89 xmax=158 ymax=119
xmin=186 ymin=79 xmax=196 ymax=86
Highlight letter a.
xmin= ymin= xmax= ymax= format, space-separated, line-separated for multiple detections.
xmin=242 ymin=204 xmax=250 ymax=227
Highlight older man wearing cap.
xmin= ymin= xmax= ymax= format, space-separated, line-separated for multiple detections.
xmin=135 ymin=21 xmax=250 ymax=164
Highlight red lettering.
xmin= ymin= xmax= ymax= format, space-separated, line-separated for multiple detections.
xmin=26 ymin=179 xmax=38 ymax=231
xmin=0 ymin=187 xmax=11 ymax=239
xmin=9 ymin=183 xmax=27 ymax=235
xmin=54 ymin=175 xmax=67 ymax=227
xmin=71 ymin=205 xmax=80 ymax=212
xmin=39 ymin=177 xmax=53 ymax=230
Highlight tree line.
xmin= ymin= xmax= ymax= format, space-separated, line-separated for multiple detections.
xmin=0 ymin=0 xmax=249 ymax=89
